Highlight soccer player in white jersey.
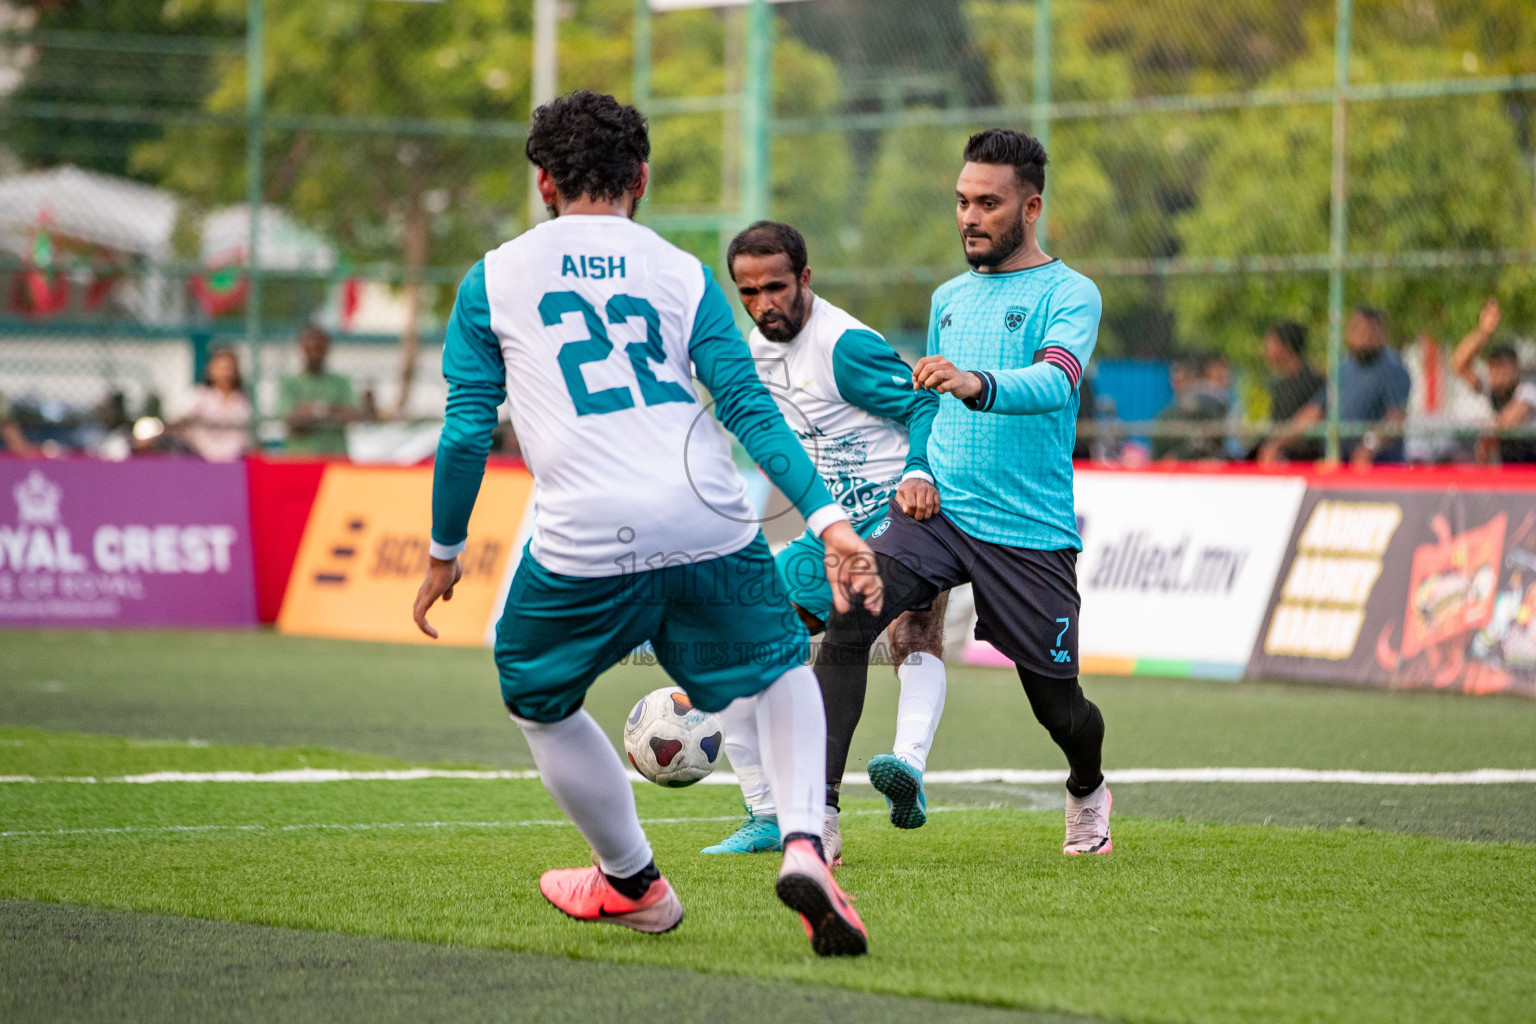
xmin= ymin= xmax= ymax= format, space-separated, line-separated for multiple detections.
xmin=699 ymin=222 xmax=949 ymax=862
xmin=411 ymin=92 xmax=878 ymax=956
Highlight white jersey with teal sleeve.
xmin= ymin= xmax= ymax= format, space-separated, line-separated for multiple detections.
xmin=429 ymin=215 xmax=844 ymax=578
xmin=747 ymin=296 xmax=937 ymax=528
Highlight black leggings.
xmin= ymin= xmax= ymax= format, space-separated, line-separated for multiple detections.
xmin=816 ymin=553 xmax=1105 ymax=801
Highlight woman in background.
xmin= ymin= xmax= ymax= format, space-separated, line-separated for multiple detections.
xmin=176 ymin=346 xmax=252 ymax=461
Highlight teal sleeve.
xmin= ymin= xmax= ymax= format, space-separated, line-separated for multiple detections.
xmin=431 ymin=260 xmax=506 ymax=550
xmin=969 ymin=276 xmax=1099 ymax=416
xmin=688 ymin=267 xmax=837 ymax=520
xmin=831 ymin=328 xmax=935 ymax=479
xmin=926 ymin=294 xmax=943 ymax=357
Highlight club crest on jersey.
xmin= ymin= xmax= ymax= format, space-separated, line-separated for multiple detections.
xmin=1003 ymin=307 xmax=1027 ymax=332
xmin=871 ymin=517 xmax=892 ymax=539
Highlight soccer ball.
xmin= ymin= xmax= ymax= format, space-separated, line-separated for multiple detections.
xmin=623 ymin=687 xmax=724 ymax=787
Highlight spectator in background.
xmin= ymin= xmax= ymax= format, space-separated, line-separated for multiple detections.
xmin=1261 ymin=307 xmax=1410 ymax=467
xmin=0 ymin=390 xmax=35 ymax=455
xmin=174 ymin=346 xmax=252 ymax=462
xmin=1072 ymin=372 xmax=1096 ymax=461
xmin=1452 ymin=297 xmax=1536 ymax=464
xmin=278 ymin=325 xmax=371 ymax=457
xmin=1152 ymin=357 xmax=1228 ymax=461
xmin=1256 ymin=321 xmax=1324 ymax=463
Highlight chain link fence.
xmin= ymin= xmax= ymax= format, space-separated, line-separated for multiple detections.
xmin=1 ymin=0 xmax=1534 ymax=461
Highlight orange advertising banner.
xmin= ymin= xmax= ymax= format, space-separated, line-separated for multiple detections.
xmin=277 ymin=465 xmax=533 ymax=646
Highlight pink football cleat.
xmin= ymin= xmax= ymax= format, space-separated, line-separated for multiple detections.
xmin=775 ymin=837 xmax=867 ymax=956
xmin=538 ymin=865 xmax=684 ymax=933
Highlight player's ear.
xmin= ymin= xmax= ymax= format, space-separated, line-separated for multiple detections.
xmin=632 ymin=162 xmax=650 ymax=203
xmin=800 ymin=265 xmax=812 ymax=290
xmin=1022 ymin=189 xmax=1043 ymax=225
xmin=535 ymin=166 xmax=559 ymax=209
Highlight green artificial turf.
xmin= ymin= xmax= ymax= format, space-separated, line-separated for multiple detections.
xmin=0 ymin=900 xmax=1096 ymax=1024
xmin=5 ymin=631 xmax=1536 ymax=1022
xmin=3 ymin=730 xmax=1535 ymax=1024
xmin=5 ymin=630 xmax=1536 ymax=772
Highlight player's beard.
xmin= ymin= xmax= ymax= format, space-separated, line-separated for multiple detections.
xmin=962 ymin=212 xmax=1026 ymax=270
xmin=757 ymin=284 xmax=809 ymax=342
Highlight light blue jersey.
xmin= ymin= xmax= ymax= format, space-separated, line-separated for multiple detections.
xmin=926 ymin=258 xmax=1101 ymax=551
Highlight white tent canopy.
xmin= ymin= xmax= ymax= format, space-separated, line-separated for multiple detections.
xmin=0 ymin=165 xmax=178 ymax=261
xmin=200 ymin=204 xmax=337 ymax=273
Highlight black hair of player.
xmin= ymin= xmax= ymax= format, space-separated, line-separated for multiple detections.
xmin=1269 ymin=320 xmax=1307 ymax=356
xmin=525 ymin=91 xmax=651 ymax=204
xmin=1353 ymin=305 xmax=1388 ymax=330
xmin=963 ymin=129 xmax=1048 ymax=195
xmin=1487 ymin=342 xmax=1519 ymax=365
xmin=726 ymin=221 xmax=808 ymax=280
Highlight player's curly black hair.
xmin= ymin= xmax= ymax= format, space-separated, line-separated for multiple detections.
xmin=525 ymin=90 xmax=651 ymax=204
xmin=963 ymin=128 xmax=1048 ymax=195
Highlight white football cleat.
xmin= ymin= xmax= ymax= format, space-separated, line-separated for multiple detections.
xmin=822 ymin=807 xmax=842 ymax=866
xmin=1063 ymin=781 xmax=1113 ymax=855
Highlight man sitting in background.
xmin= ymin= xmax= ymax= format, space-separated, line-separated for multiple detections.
xmin=1260 ymin=307 xmax=1410 ymax=467
xmin=1451 ymin=297 xmax=1536 ymax=464
xmin=279 ymin=325 xmax=372 ymax=457
xmin=1152 ymin=357 xmax=1227 ymax=461
xmin=0 ymin=390 xmax=34 ymax=456
xmin=1256 ymin=321 xmax=1324 ymax=463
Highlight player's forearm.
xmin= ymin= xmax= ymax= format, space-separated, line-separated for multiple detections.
xmin=902 ymin=391 xmax=937 ymax=479
xmin=966 ymin=362 xmax=1073 ymax=415
xmin=429 ymin=380 xmax=502 ymax=557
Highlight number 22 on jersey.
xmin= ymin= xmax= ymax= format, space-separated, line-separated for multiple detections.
xmin=539 ymin=290 xmax=693 ymax=416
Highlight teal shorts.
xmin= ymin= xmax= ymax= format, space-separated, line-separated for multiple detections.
xmin=774 ymin=514 xmax=889 ymax=624
xmin=494 ymin=533 xmax=809 ymax=723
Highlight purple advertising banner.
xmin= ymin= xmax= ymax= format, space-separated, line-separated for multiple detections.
xmin=0 ymin=459 xmax=256 ymax=628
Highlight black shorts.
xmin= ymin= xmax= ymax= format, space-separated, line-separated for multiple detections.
xmin=868 ymin=498 xmax=1080 ymax=679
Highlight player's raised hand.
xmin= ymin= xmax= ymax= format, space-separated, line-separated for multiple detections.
xmin=1478 ymin=297 xmax=1501 ymax=336
xmin=896 ymin=477 xmax=940 ymax=521
xmin=912 ymin=355 xmax=983 ymax=401
xmin=820 ymin=520 xmax=883 ymax=617
xmin=412 ymin=555 xmax=463 ymax=639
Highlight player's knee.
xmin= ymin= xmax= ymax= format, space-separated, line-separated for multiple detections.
xmin=504 ymin=699 xmax=580 ymax=729
xmin=820 ymin=609 xmax=882 ymax=663
xmin=889 ymin=609 xmax=943 ymax=666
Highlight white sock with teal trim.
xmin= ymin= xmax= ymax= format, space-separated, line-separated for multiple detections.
xmin=892 ymin=652 xmax=946 ymax=773
xmin=719 ymin=695 xmax=775 ymax=817
xmin=512 ymin=709 xmax=654 ymax=878
xmin=753 ymin=665 xmax=826 ymax=840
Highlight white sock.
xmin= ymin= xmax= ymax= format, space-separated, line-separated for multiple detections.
xmin=753 ymin=665 xmax=826 ymax=840
xmin=720 ymin=696 xmax=775 ymax=817
xmin=892 ymin=652 xmax=946 ymax=773
xmin=513 ymin=709 xmax=654 ymax=879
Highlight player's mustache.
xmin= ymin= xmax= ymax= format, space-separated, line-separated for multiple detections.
xmin=961 ymin=229 xmax=990 ymax=239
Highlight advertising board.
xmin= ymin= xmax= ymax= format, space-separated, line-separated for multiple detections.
xmin=0 ymin=460 xmax=256 ymax=628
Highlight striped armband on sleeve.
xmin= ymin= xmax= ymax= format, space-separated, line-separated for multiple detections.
xmin=1033 ymin=346 xmax=1083 ymax=390
xmin=960 ymin=370 xmax=998 ymax=412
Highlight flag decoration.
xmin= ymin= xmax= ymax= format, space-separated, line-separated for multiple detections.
xmin=191 ymin=264 xmax=250 ymax=316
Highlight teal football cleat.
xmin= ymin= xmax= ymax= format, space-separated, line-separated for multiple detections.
xmin=866 ymin=754 xmax=927 ymax=829
xmin=700 ymin=812 xmax=782 ymax=854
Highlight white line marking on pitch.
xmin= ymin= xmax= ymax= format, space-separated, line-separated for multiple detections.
xmin=3 ymin=768 xmax=1536 ymax=785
